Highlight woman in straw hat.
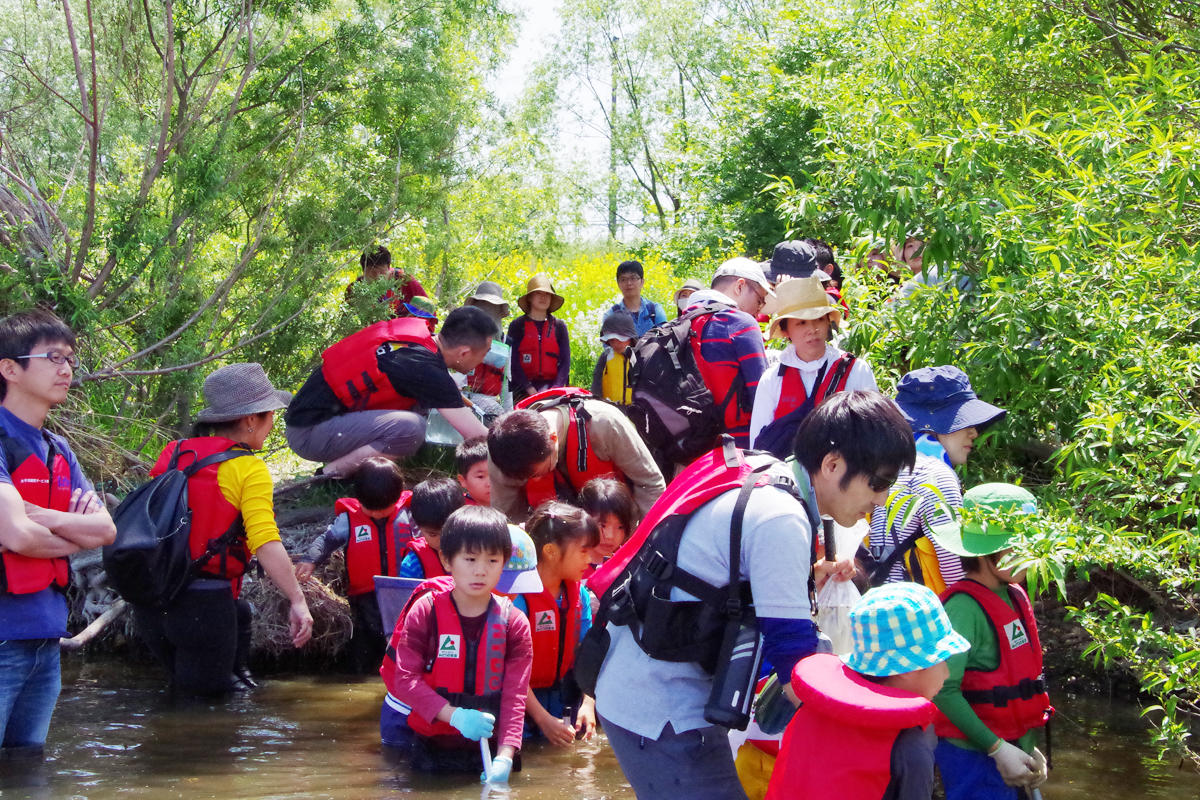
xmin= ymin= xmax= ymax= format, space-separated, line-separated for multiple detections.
xmin=505 ymin=273 xmax=571 ymax=402
xmin=749 ymin=276 xmax=878 ymax=458
xmin=133 ymin=363 xmax=313 ymax=697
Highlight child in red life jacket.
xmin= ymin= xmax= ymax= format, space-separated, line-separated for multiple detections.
xmin=767 ymin=583 xmax=971 ymax=800
xmin=399 ymin=477 xmax=465 ymax=580
xmin=577 ymin=477 xmax=635 ymax=575
xmin=382 ymin=506 xmax=539 ymax=779
xmin=928 ymin=484 xmax=1051 ymax=799
xmin=506 ymin=274 xmax=571 ymax=403
xmin=510 ymin=502 xmax=600 ymax=745
xmin=295 ymin=457 xmax=416 ymax=672
xmin=455 ymin=437 xmax=491 ymax=506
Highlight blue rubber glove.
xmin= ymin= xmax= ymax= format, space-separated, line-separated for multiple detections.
xmin=483 ymin=755 xmax=513 ymax=783
xmin=449 ymin=708 xmax=495 ymax=741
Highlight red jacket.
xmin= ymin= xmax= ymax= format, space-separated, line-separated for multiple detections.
xmin=1 ymin=430 xmax=72 ymax=594
xmin=321 ymin=318 xmax=437 ymax=413
xmin=934 ymin=580 xmax=1052 ymax=741
xmin=337 ymin=493 xmax=414 ymax=596
xmin=767 ymin=654 xmax=936 ymax=800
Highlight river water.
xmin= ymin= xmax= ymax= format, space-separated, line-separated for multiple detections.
xmin=2 ymin=658 xmax=1197 ymax=799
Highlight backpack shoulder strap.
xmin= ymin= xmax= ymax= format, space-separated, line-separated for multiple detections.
xmin=182 ymin=448 xmax=253 ymax=477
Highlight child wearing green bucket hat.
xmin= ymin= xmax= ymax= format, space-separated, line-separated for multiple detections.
xmin=928 ymin=483 xmax=1052 ymax=799
xmin=766 ymin=583 xmax=971 ymax=800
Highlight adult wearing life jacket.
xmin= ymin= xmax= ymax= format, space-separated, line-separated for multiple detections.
xmin=766 ymin=583 xmax=971 ymax=800
xmin=681 ymin=258 xmax=774 ymax=448
xmin=505 ymin=274 xmax=571 ymax=403
xmin=867 ymin=366 xmax=1007 ymax=593
xmin=487 ymin=388 xmax=665 ymax=524
xmin=344 ymin=244 xmax=429 ymax=316
xmin=295 ymin=457 xmax=415 ymax=673
xmin=0 ymin=310 xmax=115 ymax=759
xmin=462 ymin=281 xmax=513 ymax=410
xmin=589 ymin=392 xmax=917 ymax=800
xmin=749 ymin=276 xmax=878 ymax=458
xmin=285 ymin=306 xmax=495 ymax=479
xmin=133 ymin=364 xmax=312 ymax=697
xmin=929 ymin=484 xmax=1051 ymax=798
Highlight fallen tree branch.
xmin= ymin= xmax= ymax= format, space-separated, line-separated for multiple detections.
xmin=60 ymin=599 xmax=127 ymax=651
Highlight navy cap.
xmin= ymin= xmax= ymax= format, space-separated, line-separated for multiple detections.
xmin=894 ymin=366 xmax=1006 ymax=435
xmin=766 ymin=240 xmax=828 ymax=282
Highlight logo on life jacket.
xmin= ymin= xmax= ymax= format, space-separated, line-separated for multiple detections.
xmin=353 ymin=525 xmax=373 ymax=544
xmin=522 ymin=354 xmax=532 ymax=364
xmin=1005 ymin=620 xmax=1030 ymax=649
xmin=535 ymin=610 xmax=557 ymax=632
xmin=438 ymin=634 xmax=461 ymax=658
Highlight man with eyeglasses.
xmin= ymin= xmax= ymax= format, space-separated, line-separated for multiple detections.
xmin=0 ymin=310 xmax=116 ymax=764
xmin=602 ymin=260 xmax=667 ymax=337
xmin=676 ymin=257 xmax=775 ymax=448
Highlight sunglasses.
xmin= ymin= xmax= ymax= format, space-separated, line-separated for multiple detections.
xmin=867 ymin=471 xmax=899 ymax=493
xmin=17 ymin=350 xmax=80 ymax=369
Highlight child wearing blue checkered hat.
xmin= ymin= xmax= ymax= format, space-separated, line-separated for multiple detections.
xmin=766 ymin=583 xmax=970 ymax=800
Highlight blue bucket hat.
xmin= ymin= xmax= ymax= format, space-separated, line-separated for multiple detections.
xmin=843 ymin=583 xmax=971 ymax=677
xmin=894 ymin=365 xmax=1006 ymax=435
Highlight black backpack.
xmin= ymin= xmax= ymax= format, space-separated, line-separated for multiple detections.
xmin=102 ymin=445 xmax=250 ymax=608
xmin=624 ymin=302 xmax=743 ymax=474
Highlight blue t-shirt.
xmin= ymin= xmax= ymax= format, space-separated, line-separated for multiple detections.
xmin=604 ymin=299 xmax=668 ymax=338
xmin=0 ymin=406 xmax=92 ymax=639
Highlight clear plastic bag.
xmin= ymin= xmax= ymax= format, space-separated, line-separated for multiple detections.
xmin=815 ymin=519 xmax=867 ymax=656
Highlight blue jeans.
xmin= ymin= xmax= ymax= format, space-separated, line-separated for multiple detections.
xmin=936 ymin=739 xmax=1030 ymax=800
xmin=0 ymin=638 xmax=61 ymax=753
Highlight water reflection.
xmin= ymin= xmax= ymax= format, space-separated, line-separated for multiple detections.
xmin=0 ymin=658 xmax=1195 ymax=799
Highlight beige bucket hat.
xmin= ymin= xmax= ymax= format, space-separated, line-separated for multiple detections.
xmin=767 ymin=276 xmax=842 ymax=339
xmin=517 ymin=273 xmax=565 ymax=314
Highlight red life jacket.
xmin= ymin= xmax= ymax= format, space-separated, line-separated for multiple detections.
xmin=0 ymin=430 xmax=72 ymax=594
xmin=466 ymin=361 xmax=505 ymax=396
xmin=688 ymin=311 xmax=752 ymax=436
xmin=405 ymin=537 xmax=448 ymax=579
xmin=337 ymin=492 xmax=415 ymax=596
xmin=151 ymin=438 xmax=250 ymax=585
xmin=766 ymin=654 xmax=936 ymax=800
xmin=320 ymin=318 xmax=438 ymax=413
xmin=515 ymin=316 xmax=560 ymax=383
xmin=934 ymin=580 xmax=1053 ymax=741
xmin=521 ymin=581 xmax=582 ymax=689
xmin=405 ymin=590 xmax=511 ymax=742
xmin=517 ymin=389 xmax=623 ymax=508
xmin=774 ymin=353 xmax=857 ymax=419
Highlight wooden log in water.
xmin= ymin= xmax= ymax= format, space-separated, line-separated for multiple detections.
xmin=61 ymin=599 xmax=129 ymax=651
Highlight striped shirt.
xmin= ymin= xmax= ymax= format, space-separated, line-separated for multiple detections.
xmin=687 ymin=290 xmax=767 ymax=446
xmin=869 ymin=454 xmax=966 ymax=587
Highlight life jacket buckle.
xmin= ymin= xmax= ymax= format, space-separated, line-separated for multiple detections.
xmin=644 ymin=551 xmax=673 ymax=580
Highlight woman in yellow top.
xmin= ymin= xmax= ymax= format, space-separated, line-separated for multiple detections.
xmin=133 ymin=363 xmax=313 ymax=697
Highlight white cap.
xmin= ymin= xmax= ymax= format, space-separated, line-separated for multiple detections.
xmin=713 ymin=257 xmax=775 ymax=297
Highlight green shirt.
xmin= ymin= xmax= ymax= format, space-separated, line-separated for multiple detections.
xmin=932 ymin=581 xmax=1039 ymax=753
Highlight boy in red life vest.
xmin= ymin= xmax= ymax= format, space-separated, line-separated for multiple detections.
xmin=749 ymin=276 xmax=878 ymax=459
xmin=381 ymin=506 xmax=539 ymax=779
xmin=487 ymin=392 xmax=665 ymax=524
xmin=509 ymin=502 xmax=600 ymax=746
xmin=505 ymin=274 xmax=570 ymax=403
xmin=344 ymin=244 xmax=429 ymax=316
xmin=398 ymin=477 xmax=465 ymax=580
xmin=767 ymin=583 xmax=970 ymax=800
xmin=0 ymin=310 xmax=116 ymax=762
xmin=295 ymin=457 xmax=416 ymax=672
xmin=928 ymin=484 xmax=1051 ymax=799
xmin=455 ymin=437 xmax=490 ymax=506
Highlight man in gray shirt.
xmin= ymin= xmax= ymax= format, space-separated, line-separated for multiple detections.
xmin=594 ymin=391 xmax=917 ymax=800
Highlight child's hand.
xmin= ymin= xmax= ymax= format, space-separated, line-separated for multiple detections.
xmin=575 ymin=703 xmax=597 ymax=740
xmin=449 ymin=708 xmax=496 ymax=741
xmin=294 ymin=562 xmax=315 ymax=583
xmin=536 ymin=713 xmax=576 ymax=747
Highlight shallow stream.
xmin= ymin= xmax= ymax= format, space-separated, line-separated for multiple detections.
xmin=2 ymin=659 xmax=1197 ymax=799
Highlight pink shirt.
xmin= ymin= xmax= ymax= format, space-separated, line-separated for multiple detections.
xmin=386 ymin=593 xmax=533 ymax=750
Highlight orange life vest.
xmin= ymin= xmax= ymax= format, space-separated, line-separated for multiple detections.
xmin=1 ymin=430 xmax=72 ymax=594
xmin=406 ymin=590 xmax=510 ymax=743
xmin=522 ymin=581 xmax=583 ymax=689
xmin=405 ymin=537 xmax=448 ymax=579
xmin=773 ymin=353 xmax=857 ymax=419
xmin=338 ymin=493 xmax=415 ymax=596
xmin=516 ymin=316 xmax=560 ymax=383
xmin=934 ymin=580 xmax=1053 ymax=741
xmin=320 ymin=318 xmax=438 ymax=413
xmin=151 ymin=438 xmax=250 ymax=588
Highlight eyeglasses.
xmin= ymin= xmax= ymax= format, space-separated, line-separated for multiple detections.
xmin=618 ymin=275 xmax=643 ymax=285
xmin=17 ymin=351 xmax=80 ymax=369
xmin=867 ymin=472 xmax=899 ymax=493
